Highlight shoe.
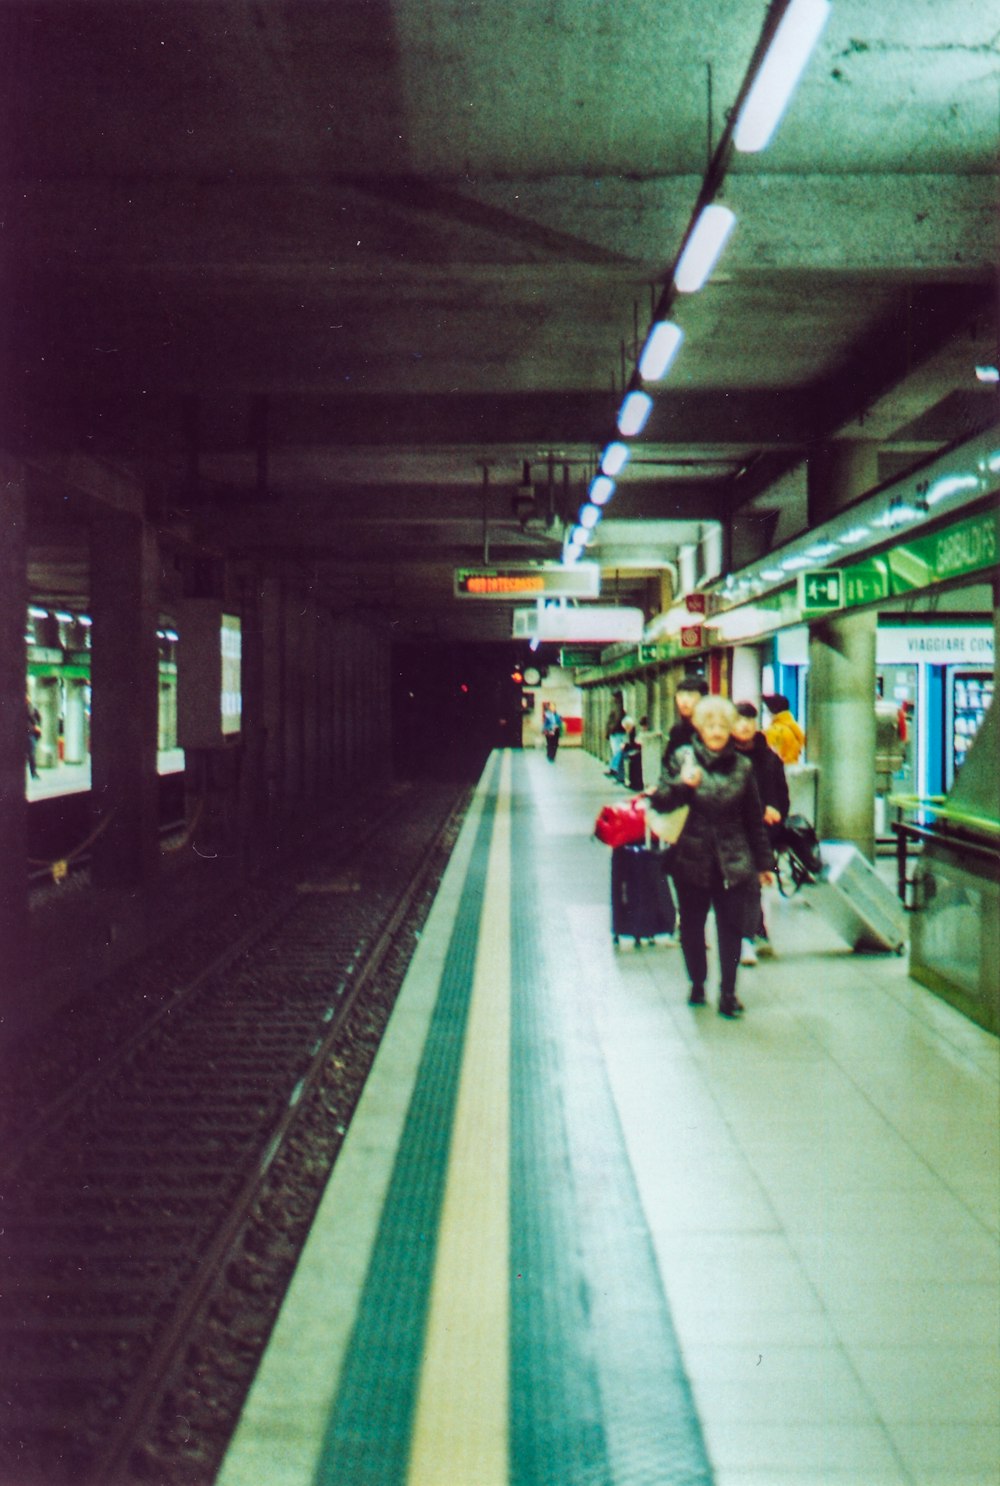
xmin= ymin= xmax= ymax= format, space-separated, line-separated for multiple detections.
xmin=718 ymin=995 xmax=745 ymax=1019
xmin=756 ymin=937 xmax=775 ymax=958
xmin=688 ymin=985 xmax=707 ymax=1006
xmin=740 ymin=938 xmax=757 ymax=965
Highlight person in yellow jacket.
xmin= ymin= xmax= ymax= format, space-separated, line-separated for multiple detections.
xmin=761 ymin=693 xmax=806 ymax=764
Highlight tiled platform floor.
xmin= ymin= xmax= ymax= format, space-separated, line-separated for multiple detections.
xmin=220 ymin=748 xmax=999 ymax=1486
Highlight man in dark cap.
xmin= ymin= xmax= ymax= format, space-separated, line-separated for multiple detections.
xmin=761 ymin=693 xmax=806 ymax=765
xmin=663 ymin=673 xmax=709 ymax=763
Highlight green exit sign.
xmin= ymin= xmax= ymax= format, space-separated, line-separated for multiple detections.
xmin=798 ymin=568 xmax=843 ymax=614
xmin=559 ymin=646 xmax=602 ymax=668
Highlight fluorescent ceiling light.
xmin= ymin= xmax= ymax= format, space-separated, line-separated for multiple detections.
xmin=759 ymin=567 xmax=785 ymax=581
xmin=579 ymin=504 xmax=600 ymax=529
xmin=733 ymin=0 xmax=832 ymax=153
xmin=589 ymin=475 xmax=615 ymax=505
xmin=925 ymin=473 xmax=979 ymax=506
xmin=163 ymin=628 xmax=179 ymax=642
xmin=674 ymin=205 xmax=736 ymax=292
xmin=874 ymin=502 xmax=921 ymax=528
xmin=601 ymin=442 xmax=630 ymax=476
xmin=570 ymin=525 xmax=594 ymax=547
xmin=805 ymin=541 xmax=838 ymax=558
xmin=975 ymin=365 xmax=999 ymax=383
xmin=29 ymin=606 xmax=48 ymax=619
xmin=54 ymin=610 xmax=74 ymax=623
xmin=837 ymin=526 xmax=871 ymax=545
xmin=617 ymin=390 xmax=653 ymax=436
xmin=780 ymin=555 xmax=813 ymax=572
xmin=638 ymin=321 xmax=684 ymax=381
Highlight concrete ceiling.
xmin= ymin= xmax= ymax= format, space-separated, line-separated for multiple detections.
xmin=4 ymin=0 xmax=998 ymax=641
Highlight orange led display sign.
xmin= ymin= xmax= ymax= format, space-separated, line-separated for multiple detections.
xmin=454 ymin=565 xmax=601 ymax=599
xmin=461 ymin=574 xmax=545 ymax=595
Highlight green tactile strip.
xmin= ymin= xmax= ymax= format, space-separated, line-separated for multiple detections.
xmin=313 ymin=757 xmax=502 ymax=1486
xmin=509 ymin=752 xmax=715 ymax=1486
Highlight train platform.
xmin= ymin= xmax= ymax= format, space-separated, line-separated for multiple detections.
xmin=217 ymin=748 xmax=1000 ymax=1486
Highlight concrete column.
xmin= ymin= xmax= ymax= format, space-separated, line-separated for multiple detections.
xmin=806 ymin=439 xmax=881 ymax=859
xmin=90 ymin=508 xmax=160 ymax=888
xmin=0 ymin=459 xmax=29 ymax=975
xmin=808 ymin=612 xmax=878 ymax=858
xmin=807 ymin=441 xmax=879 ymax=528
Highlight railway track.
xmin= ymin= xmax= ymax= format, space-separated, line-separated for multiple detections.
xmin=0 ymin=780 xmax=471 ymax=1486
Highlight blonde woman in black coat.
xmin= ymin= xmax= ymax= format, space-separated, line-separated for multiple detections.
xmin=650 ymin=695 xmax=774 ymax=1018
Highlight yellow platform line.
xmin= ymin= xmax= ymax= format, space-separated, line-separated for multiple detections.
xmin=406 ymin=750 xmax=512 ymax=1486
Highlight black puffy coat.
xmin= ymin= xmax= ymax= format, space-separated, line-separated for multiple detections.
xmin=650 ymin=735 xmax=774 ymax=890
xmin=738 ymin=731 xmax=790 ymax=819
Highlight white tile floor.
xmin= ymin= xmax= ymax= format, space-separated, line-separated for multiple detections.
xmin=538 ymin=750 xmax=1000 ymax=1486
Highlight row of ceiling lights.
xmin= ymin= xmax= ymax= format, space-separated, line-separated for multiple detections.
xmin=563 ymin=0 xmax=833 ymax=566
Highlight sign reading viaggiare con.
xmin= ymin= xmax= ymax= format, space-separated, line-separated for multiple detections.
xmin=454 ymin=564 xmax=600 ymax=599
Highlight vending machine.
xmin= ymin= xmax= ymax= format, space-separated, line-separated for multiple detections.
xmin=946 ymin=669 xmax=994 ymax=788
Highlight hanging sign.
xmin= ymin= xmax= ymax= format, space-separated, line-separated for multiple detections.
xmin=680 ymin=624 xmax=704 ymax=650
xmin=797 ymin=569 xmax=843 ymax=614
xmin=454 ymin=564 xmax=600 ymax=599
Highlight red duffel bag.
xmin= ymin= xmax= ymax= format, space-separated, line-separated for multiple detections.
xmin=594 ymin=797 xmax=647 ymax=849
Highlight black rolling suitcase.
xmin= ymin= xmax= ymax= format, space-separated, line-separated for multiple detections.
xmin=611 ymin=843 xmax=676 ymax=947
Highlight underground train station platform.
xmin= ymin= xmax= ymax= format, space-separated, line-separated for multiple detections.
xmin=217 ymin=748 xmax=999 ymax=1486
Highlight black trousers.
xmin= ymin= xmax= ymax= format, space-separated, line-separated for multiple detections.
xmin=673 ymin=874 xmax=753 ymax=1000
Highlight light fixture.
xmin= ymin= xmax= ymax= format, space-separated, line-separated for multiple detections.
xmin=988 ymin=450 xmax=1000 ymax=474
xmin=570 ymin=524 xmax=594 ymax=547
xmin=589 ymin=475 xmax=615 ymax=505
xmin=617 ymin=390 xmax=653 ymax=436
xmin=579 ymin=504 xmax=600 ymax=529
xmin=837 ymin=525 xmax=871 ymax=546
xmin=924 ymin=473 xmax=979 ymax=506
xmin=529 ymin=637 xmax=540 ymax=651
xmin=733 ymin=0 xmax=832 ymax=153
xmin=780 ymin=554 xmax=813 ymax=572
xmin=874 ymin=500 xmax=921 ymax=528
xmin=759 ymin=567 xmax=785 ymax=581
xmin=674 ymin=204 xmax=736 ymax=293
xmin=54 ymin=610 xmax=74 ymax=623
xmin=79 ymin=615 xmax=93 ymax=626
xmin=29 ymin=605 xmax=48 ymax=619
xmin=638 ymin=321 xmax=684 ymax=381
xmin=163 ymin=628 xmax=179 ymax=642
xmin=601 ymin=442 xmax=630 ymax=476
xmin=975 ymin=365 xmax=999 ymax=384
xmin=805 ymin=541 xmax=838 ymax=558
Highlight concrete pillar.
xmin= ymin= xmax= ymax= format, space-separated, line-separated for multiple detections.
xmin=805 ymin=439 xmax=881 ymax=860
xmin=0 ymin=459 xmax=29 ymax=976
xmin=90 ymin=508 xmax=160 ymax=887
xmin=808 ymin=612 xmax=878 ymax=858
xmin=807 ymin=441 xmax=879 ymax=528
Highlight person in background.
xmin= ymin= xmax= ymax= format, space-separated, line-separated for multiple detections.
xmin=650 ymin=695 xmax=774 ymax=1018
xmin=761 ymin=693 xmax=806 ymax=765
xmin=542 ymin=702 xmax=563 ymax=762
xmin=663 ymin=674 xmax=708 ymax=763
xmin=732 ymin=701 xmax=789 ymax=964
xmin=605 ymin=689 xmax=627 ymax=779
xmin=622 ymin=713 xmax=648 ymax=791
xmin=26 ymin=693 xmax=41 ymax=780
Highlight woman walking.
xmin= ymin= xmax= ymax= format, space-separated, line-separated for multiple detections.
xmin=649 ymin=695 xmax=774 ymax=1018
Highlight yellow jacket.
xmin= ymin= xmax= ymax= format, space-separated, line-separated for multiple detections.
xmin=765 ymin=710 xmax=806 ymax=765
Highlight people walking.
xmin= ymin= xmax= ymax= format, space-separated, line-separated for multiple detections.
xmin=26 ymin=694 xmax=41 ymax=780
xmin=761 ymin=693 xmax=806 ymax=765
xmin=732 ymin=701 xmax=789 ymax=963
xmin=605 ymin=689 xmax=627 ymax=780
xmin=542 ymin=702 xmax=563 ymax=762
xmin=663 ymin=673 xmax=708 ymax=764
xmin=649 ymin=695 xmax=774 ymax=1018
